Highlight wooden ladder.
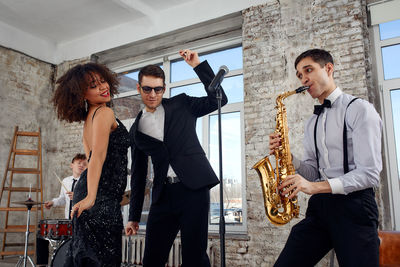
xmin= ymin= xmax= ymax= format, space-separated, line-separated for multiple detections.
xmin=0 ymin=126 xmax=44 ymax=257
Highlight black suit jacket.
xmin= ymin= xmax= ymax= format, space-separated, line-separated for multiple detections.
xmin=128 ymin=61 xmax=228 ymax=222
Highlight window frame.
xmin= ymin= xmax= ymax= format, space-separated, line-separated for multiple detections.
xmin=372 ymin=24 xmax=400 ymax=230
xmin=113 ymin=38 xmax=247 ymax=234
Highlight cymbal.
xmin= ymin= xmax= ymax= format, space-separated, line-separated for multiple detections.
xmin=120 ymin=190 xmax=131 ymax=206
xmin=12 ymin=200 xmax=45 ymax=206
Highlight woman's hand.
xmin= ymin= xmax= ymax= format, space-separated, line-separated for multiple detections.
xmin=70 ymin=196 xmax=95 ymax=218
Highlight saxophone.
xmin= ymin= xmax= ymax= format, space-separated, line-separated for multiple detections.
xmin=252 ymin=86 xmax=308 ymax=226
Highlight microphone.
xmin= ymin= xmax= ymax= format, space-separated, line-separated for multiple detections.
xmin=208 ymin=65 xmax=229 ymax=92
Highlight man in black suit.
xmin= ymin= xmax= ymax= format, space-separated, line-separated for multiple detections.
xmin=125 ymin=49 xmax=228 ymax=266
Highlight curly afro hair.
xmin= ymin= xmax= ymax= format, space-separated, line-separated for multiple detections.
xmin=52 ymin=62 xmax=119 ymax=123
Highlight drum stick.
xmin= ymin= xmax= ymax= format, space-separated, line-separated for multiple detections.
xmin=53 ymin=171 xmax=69 ymax=192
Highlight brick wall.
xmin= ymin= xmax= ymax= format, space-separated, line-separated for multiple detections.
xmin=45 ymin=57 xmax=91 ymax=218
xmin=0 ymin=47 xmax=90 ymax=250
xmin=0 ymin=0 xmax=388 ymax=264
xmin=0 ymin=46 xmax=57 ymax=247
xmin=234 ymin=0 xmax=385 ymax=266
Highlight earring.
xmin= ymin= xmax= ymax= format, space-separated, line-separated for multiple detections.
xmin=85 ymin=100 xmax=88 ymax=111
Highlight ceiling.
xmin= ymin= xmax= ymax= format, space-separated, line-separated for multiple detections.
xmin=0 ymin=0 xmax=267 ymax=64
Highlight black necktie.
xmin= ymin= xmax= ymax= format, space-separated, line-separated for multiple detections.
xmin=313 ymin=99 xmax=332 ymax=115
xmin=68 ymin=179 xmax=77 ymax=219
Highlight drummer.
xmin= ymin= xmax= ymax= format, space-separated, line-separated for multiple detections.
xmin=45 ymin=154 xmax=87 ymax=219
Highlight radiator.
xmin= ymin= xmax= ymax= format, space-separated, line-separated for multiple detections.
xmin=121 ymin=235 xmax=215 ymax=266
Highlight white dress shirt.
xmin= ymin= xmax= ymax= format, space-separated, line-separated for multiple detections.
xmin=51 ymin=175 xmax=79 ymax=219
xmin=293 ymin=87 xmax=382 ymax=194
xmin=138 ymin=105 xmax=177 ymax=178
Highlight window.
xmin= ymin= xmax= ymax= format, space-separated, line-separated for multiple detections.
xmin=390 ymin=89 xmax=400 ymax=177
xmin=372 ymin=17 xmax=400 ymax=230
xmin=114 ymin=40 xmax=246 ymax=233
xmin=381 ymin=44 xmax=400 ymax=80
xmin=208 ymin=112 xmax=243 ymax=225
xmin=379 ymin=20 xmax=400 ymax=41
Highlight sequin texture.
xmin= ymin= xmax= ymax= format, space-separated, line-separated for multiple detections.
xmin=64 ymin=119 xmax=130 ymax=266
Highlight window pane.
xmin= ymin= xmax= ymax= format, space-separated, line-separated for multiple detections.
xmin=379 ymin=19 xmax=400 ymax=40
xmin=390 ymin=89 xmax=400 ymax=179
xmin=221 ymin=75 xmax=243 ymax=103
xmin=170 ymin=46 xmax=243 ymax=82
xmin=203 ymin=46 xmax=243 ymax=73
xmin=113 ymin=95 xmax=143 ymax=120
xmin=119 ymin=64 xmax=163 ymax=93
xmin=171 ymin=82 xmax=206 ymax=97
xmin=170 ymin=59 xmax=197 ymax=82
xmin=119 ymin=71 xmax=139 ymax=93
xmin=382 ymin=44 xmax=400 ymax=80
xmin=170 ymin=75 xmax=243 ymax=104
xmin=209 ymin=112 xmax=242 ymax=225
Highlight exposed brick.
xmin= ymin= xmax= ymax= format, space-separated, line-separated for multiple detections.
xmin=232 ymin=0 xmax=384 ymax=266
xmin=0 ymin=0 xmax=388 ymax=265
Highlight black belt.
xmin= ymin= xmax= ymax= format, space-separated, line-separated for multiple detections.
xmin=165 ymin=176 xmax=180 ymax=184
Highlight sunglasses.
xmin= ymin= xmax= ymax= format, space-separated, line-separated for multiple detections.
xmin=140 ymin=85 xmax=165 ymax=94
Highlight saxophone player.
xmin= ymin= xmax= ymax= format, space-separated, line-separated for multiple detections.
xmin=270 ymin=49 xmax=382 ymax=267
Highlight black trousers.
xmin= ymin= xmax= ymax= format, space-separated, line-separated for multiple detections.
xmin=274 ymin=188 xmax=379 ymax=267
xmin=143 ymin=182 xmax=210 ymax=267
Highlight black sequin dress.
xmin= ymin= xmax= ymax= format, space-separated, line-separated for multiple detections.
xmin=64 ymin=119 xmax=130 ymax=267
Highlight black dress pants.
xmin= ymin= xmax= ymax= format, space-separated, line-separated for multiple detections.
xmin=143 ymin=182 xmax=210 ymax=267
xmin=274 ymin=188 xmax=379 ymax=267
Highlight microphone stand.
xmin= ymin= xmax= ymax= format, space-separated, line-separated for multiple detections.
xmin=208 ymin=65 xmax=228 ymax=267
xmin=216 ymin=85 xmax=226 ymax=267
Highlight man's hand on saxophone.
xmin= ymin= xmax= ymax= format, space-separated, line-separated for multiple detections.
xmin=269 ymin=132 xmax=281 ymax=155
xmin=278 ymin=174 xmax=330 ymax=199
xmin=269 ymin=132 xmax=332 ymax=199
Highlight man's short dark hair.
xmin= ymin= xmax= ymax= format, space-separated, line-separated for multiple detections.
xmin=294 ymin=49 xmax=334 ymax=69
xmin=138 ymin=65 xmax=165 ymax=85
xmin=72 ymin=153 xmax=86 ymax=163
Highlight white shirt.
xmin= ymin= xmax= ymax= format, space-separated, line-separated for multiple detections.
xmin=51 ymin=175 xmax=79 ymax=219
xmin=293 ymin=87 xmax=382 ymax=194
xmin=138 ymin=105 xmax=177 ymax=178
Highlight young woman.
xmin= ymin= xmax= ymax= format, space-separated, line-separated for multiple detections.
xmin=53 ymin=63 xmax=129 ymax=266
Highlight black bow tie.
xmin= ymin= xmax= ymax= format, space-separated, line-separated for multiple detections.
xmin=313 ymin=99 xmax=332 ymax=115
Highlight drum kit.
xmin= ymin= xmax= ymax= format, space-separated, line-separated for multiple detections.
xmin=11 ymin=190 xmax=132 ymax=267
xmin=10 ymin=200 xmax=70 ymax=267
xmin=37 ymin=219 xmax=72 ymax=266
xmin=12 ymin=199 xmax=38 ymax=267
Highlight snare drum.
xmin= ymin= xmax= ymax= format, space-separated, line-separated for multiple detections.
xmin=38 ymin=219 xmax=72 ymax=240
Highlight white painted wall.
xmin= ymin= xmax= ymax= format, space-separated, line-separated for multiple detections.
xmin=0 ymin=21 xmax=57 ymax=63
xmin=0 ymin=0 xmax=267 ymax=64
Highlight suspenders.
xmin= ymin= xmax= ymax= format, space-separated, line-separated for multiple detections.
xmin=313 ymin=97 xmax=359 ymax=178
xmin=342 ymin=98 xmax=359 ymax=173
